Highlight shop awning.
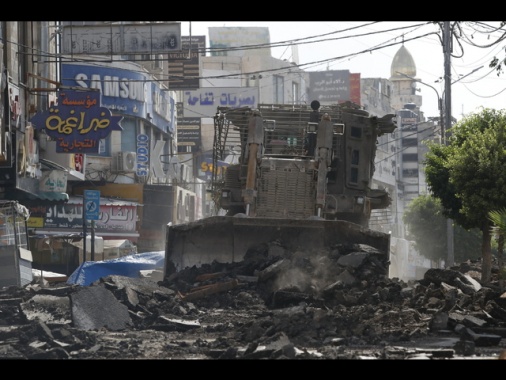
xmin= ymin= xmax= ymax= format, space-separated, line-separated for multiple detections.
xmin=5 ymin=188 xmax=69 ymax=204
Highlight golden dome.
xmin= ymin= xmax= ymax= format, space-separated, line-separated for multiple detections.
xmin=390 ymin=45 xmax=416 ymax=79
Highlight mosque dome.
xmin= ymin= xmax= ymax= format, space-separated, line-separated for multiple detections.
xmin=390 ymin=44 xmax=416 ymax=79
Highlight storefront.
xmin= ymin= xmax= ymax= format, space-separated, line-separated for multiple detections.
xmin=26 ymin=195 xmax=140 ymax=275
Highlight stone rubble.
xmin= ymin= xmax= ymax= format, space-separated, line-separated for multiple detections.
xmin=1 ymin=241 xmax=506 ymax=360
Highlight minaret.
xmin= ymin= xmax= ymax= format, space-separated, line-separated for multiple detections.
xmin=389 ymin=44 xmax=422 ymax=112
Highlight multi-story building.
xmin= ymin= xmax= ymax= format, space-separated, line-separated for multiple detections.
xmin=360 ymin=77 xmax=399 ymax=235
xmin=0 ymin=22 xmax=197 ymax=275
xmin=0 ymin=22 xmax=441 ymax=279
xmin=389 ymin=44 xmax=441 ymax=219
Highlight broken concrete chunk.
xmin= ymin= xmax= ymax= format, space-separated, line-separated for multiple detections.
xmin=71 ymin=286 xmax=131 ymax=331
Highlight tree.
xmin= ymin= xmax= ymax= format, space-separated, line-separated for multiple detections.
xmin=403 ymin=194 xmax=481 ymax=263
xmin=425 ymin=108 xmax=506 ymax=283
xmin=488 ymin=209 xmax=506 ymax=283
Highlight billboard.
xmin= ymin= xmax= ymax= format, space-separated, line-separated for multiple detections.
xmin=168 ymin=35 xmax=205 ymax=90
xmin=182 ymin=87 xmax=258 ymax=118
xmin=209 ymin=27 xmax=271 ymax=57
xmin=177 ymin=118 xmax=201 ymax=153
xmin=62 ymin=22 xmax=181 ymax=55
xmin=308 ymin=70 xmax=351 ymax=104
xmin=350 ymin=73 xmax=361 ymax=105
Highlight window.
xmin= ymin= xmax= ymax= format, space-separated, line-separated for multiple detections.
xmin=351 ymin=126 xmax=362 ymax=139
xmin=402 ymin=138 xmax=417 ymax=148
xmin=402 ymin=153 xmax=418 ymax=162
xmin=350 ymin=168 xmax=359 ymax=184
xmin=351 ymin=150 xmax=360 ymax=165
xmin=273 ymin=75 xmax=284 ymax=103
xmin=88 ymin=136 xmax=110 ymax=157
xmin=292 ymin=81 xmax=299 ymax=105
xmin=120 ymin=118 xmax=138 ymax=152
xmin=210 ymin=44 xmax=227 ymax=57
xmin=18 ymin=24 xmax=27 ymax=84
xmin=350 ymin=149 xmax=360 ymax=184
xmin=98 ymin=139 xmax=107 ymax=154
xmin=403 ymin=169 xmax=418 ymax=178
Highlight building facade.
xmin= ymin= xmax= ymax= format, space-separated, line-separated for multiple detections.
xmin=0 ymin=22 xmax=440 ymax=278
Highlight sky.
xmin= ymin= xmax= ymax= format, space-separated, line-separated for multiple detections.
xmin=180 ymin=21 xmax=506 ymax=122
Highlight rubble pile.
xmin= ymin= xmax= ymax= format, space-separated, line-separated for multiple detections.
xmin=1 ymin=241 xmax=506 ymax=360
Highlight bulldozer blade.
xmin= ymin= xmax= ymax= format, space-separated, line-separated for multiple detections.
xmin=165 ymin=216 xmax=390 ymax=273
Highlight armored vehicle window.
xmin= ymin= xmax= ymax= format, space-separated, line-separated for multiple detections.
xmin=350 ymin=126 xmax=362 ymax=139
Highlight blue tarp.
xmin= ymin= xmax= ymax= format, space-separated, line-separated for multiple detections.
xmin=67 ymin=251 xmax=165 ymax=286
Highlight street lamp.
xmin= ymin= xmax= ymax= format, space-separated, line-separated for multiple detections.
xmin=396 ymin=72 xmax=445 ymax=143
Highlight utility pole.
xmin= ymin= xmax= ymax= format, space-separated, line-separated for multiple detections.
xmin=443 ymin=21 xmax=455 ymax=268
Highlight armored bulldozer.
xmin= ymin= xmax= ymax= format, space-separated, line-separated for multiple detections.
xmin=165 ymin=100 xmax=396 ymax=275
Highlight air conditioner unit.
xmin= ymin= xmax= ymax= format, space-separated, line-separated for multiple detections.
xmin=114 ymin=151 xmax=136 ymax=173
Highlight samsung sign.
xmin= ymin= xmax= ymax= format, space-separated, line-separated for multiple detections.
xmin=62 ymin=63 xmax=176 ymax=134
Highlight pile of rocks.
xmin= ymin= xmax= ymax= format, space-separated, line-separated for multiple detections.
xmin=1 ymin=242 xmax=506 ymax=359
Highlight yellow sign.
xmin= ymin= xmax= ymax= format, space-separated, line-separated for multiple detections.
xmin=27 ymin=217 xmax=44 ymax=228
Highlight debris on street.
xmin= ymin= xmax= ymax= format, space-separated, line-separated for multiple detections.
xmin=1 ymin=243 xmax=506 ymax=359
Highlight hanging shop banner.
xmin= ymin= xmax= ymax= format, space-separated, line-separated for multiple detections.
xmin=30 ymin=90 xmax=123 ymax=153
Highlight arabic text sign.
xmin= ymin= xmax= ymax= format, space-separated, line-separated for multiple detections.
xmin=168 ymin=35 xmax=205 ymax=90
xmin=177 ymin=118 xmax=201 ymax=153
xmin=183 ymin=87 xmax=258 ymax=118
xmin=308 ymin=70 xmax=351 ymax=104
xmin=27 ymin=203 xmax=137 ymax=232
xmin=40 ymin=170 xmax=68 ymax=192
xmin=30 ymin=90 xmax=123 ymax=153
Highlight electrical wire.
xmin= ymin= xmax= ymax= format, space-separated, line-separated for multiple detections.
xmin=13 ymin=22 xmax=439 ymax=85
xmin=13 ymin=21 xmax=506 ymax=121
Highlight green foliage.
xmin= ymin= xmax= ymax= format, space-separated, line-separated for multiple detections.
xmin=488 ymin=209 xmax=506 ymax=270
xmin=424 ymin=143 xmax=462 ymax=222
xmin=454 ymin=224 xmax=483 ymax=263
xmin=450 ymin=120 xmax=506 ymax=226
xmin=426 ymin=108 xmax=506 ymax=227
xmin=403 ymin=194 xmax=481 ymax=263
xmin=424 ymin=108 xmax=506 ymax=282
xmin=489 ymin=208 xmax=506 ymax=238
